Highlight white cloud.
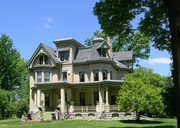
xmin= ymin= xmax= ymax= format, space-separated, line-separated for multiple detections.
xmin=144 ymin=58 xmax=172 ymax=65
xmin=44 ymin=24 xmax=50 ymax=28
xmin=43 ymin=17 xmax=53 ymax=23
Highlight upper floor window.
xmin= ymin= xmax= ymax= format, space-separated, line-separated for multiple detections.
xmin=127 ymin=61 xmax=129 ymax=67
xmin=102 ymin=70 xmax=107 ymax=80
xmin=63 ymin=72 xmax=67 ymax=82
xmin=120 ymin=76 xmax=124 ymax=80
xmin=60 ymin=51 xmax=69 ymax=61
xmin=110 ymin=71 xmax=112 ymax=80
xmin=98 ymin=49 xmax=107 ymax=58
xmin=45 ymin=55 xmax=48 ymax=64
xmin=45 ymin=72 xmax=50 ymax=82
xmin=37 ymin=72 xmax=42 ymax=83
xmin=39 ymin=55 xmax=43 ymax=64
xmin=79 ymin=72 xmax=85 ymax=82
xmin=94 ymin=70 xmax=99 ymax=81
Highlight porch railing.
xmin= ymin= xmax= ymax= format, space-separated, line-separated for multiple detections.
xmin=74 ymin=105 xmax=96 ymax=112
xmin=73 ymin=105 xmax=119 ymax=112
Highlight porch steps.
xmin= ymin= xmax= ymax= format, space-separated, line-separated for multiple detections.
xmin=32 ymin=111 xmax=54 ymax=120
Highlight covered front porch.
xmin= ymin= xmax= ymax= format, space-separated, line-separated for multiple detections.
xmin=31 ymin=80 xmax=123 ymax=115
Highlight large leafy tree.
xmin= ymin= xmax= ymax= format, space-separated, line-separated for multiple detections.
xmin=93 ymin=0 xmax=180 ymax=126
xmin=85 ymin=30 xmax=151 ymax=66
xmin=0 ymin=88 xmax=8 ymax=118
xmin=117 ymin=67 xmax=164 ymax=120
xmin=0 ymin=34 xmax=25 ymax=91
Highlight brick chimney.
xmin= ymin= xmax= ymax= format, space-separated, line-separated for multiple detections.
xmin=107 ymin=36 xmax=113 ymax=59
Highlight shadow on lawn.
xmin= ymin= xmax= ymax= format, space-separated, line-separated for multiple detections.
xmin=108 ymin=120 xmax=175 ymax=128
xmin=119 ymin=120 xmax=163 ymax=124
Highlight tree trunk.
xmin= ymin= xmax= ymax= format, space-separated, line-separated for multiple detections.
xmin=164 ymin=0 xmax=180 ymax=127
xmin=136 ymin=111 xmax=140 ymax=121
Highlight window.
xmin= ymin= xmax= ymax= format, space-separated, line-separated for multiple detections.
xmin=102 ymin=70 xmax=107 ymax=80
xmin=127 ymin=61 xmax=129 ymax=67
xmin=79 ymin=72 xmax=85 ymax=82
xmin=102 ymin=49 xmax=107 ymax=58
xmin=65 ymin=51 xmax=69 ymax=60
xmin=110 ymin=71 xmax=112 ymax=80
xmin=120 ymin=76 xmax=124 ymax=80
xmin=45 ymin=55 xmax=48 ymax=64
xmin=37 ymin=72 xmax=42 ymax=83
xmin=60 ymin=51 xmax=69 ymax=61
xmin=97 ymin=49 xmax=107 ymax=58
xmin=44 ymin=72 xmax=50 ymax=82
xmin=39 ymin=55 xmax=43 ymax=64
xmin=63 ymin=72 xmax=67 ymax=82
xmin=94 ymin=70 xmax=99 ymax=81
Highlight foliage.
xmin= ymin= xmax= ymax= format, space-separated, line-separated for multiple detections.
xmin=85 ymin=30 xmax=151 ymax=66
xmin=162 ymin=76 xmax=176 ymax=117
xmin=57 ymin=99 xmax=61 ymax=103
xmin=0 ymin=34 xmax=25 ymax=91
xmin=0 ymin=88 xmax=8 ymax=118
xmin=117 ymin=67 xmax=164 ymax=120
xmin=70 ymin=101 xmax=74 ymax=105
xmin=22 ymin=111 xmax=27 ymax=117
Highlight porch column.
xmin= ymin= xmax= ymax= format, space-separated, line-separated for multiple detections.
xmin=106 ymin=87 xmax=109 ymax=105
xmin=34 ymin=92 xmax=37 ymax=108
xmin=67 ymin=89 xmax=71 ymax=102
xmin=99 ymin=85 xmax=103 ymax=112
xmin=61 ymin=86 xmax=65 ymax=112
xmin=50 ymin=91 xmax=53 ymax=107
xmin=37 ymin=89 xmax=41 ymax=107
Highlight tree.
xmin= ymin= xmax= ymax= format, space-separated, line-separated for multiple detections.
xmin=0 ymin=88 xmax=8 ymax=119
xmin=162 ymin=76 xmax=176 ymax=117
xmin=93 ymin=1 xmax=180 ymax=126
xmin=0 ymin=34 xmax=25 ymax=91
xmin=85 ymin=30 xmax=151 ymax=66
xmin=117 ymin=67 xmax=164 ymax=120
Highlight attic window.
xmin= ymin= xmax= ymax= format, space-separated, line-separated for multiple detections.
xmin=39 ymin=55 xmax=43 ymax=64
xmin=98 ymin=48 xmax=107 ymax=58
xmin=45 ymin=55 xmax=48 ymax=64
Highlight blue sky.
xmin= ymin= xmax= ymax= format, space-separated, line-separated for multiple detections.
xmin=0 ymin=0 xmax=172 ymax=76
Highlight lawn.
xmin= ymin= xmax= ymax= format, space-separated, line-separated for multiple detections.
xmin=0 ymin=118 xmax=177 ymax=128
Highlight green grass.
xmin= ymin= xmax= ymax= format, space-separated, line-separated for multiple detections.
xmin=0 ymin=118 xmax=177 ymax=128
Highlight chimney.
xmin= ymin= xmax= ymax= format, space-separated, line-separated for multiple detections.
xmin=107 ymin=36 xmax=113 ymax=59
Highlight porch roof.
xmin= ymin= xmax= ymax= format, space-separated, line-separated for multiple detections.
xmin=33 ymin=80 xmax=124 ymax=89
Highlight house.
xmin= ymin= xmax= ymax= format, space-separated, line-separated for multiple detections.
xmin=26 ymin=37 xmax=134 ymax=119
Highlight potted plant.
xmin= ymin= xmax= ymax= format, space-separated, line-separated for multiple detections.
xmin=57 ymin=99 xmax=61 ymax=104
xmin=70 ymin=101 xmax=74 ymax=105
xmin=21 ymin=111 xmax=28 ymax=121
xmin=96 ymin=101 xmax=99 ymax=105
xmin=40 ymin=100 xmax=44 ymax=106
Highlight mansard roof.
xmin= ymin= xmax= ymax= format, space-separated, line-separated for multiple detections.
xmin=113 ymin=51 xmax=134 ymax=61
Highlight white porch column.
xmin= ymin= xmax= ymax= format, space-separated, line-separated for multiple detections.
xmin=34 ymin=92 xmax=37 ymax=108
xmin=37 ymin=89 xmax=41 ymax=107
xmin=99 ymin=85 xmax=103 ymax=112
xmin=61 ymin=86 xmax=65 ymax=112
xmin=50 ymin=91 xmax=53 ymax=107
xmin=67 ymin=89 xmax=71 ymax=102
xmin=106 ymin=87 xmax=109 ymax=105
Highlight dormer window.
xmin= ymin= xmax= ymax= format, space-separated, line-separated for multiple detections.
xmin=39 ymin=55 xmax=43 ymax=64
xmin=98 ymin=48 xmax=107 ymax=58
xmin=45 ymin=55 xmax=48 ymax=64
xmin=60 ymin=51 xmax=69 ymax=61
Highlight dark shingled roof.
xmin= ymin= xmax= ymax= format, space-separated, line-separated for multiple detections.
xmin=113 ymin=51 xmax=133 ymax=61
xmin=73 ymin=48 xmax=91 ymax=62
xmin=41 ymin=43 xmax=59 ymax=63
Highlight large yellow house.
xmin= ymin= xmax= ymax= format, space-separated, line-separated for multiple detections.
xmin=26 ymin=37 xmax=134 ymax=120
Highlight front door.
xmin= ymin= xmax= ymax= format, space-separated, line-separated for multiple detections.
xmin=45 ymin=93 xmax=50 ymax=107
xmin=94 ymin=91 xmax=99 ymax=105
xmin=80 ymin=92 xmax=85 ymax=106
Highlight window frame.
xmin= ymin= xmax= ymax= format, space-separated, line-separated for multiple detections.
xmin=93 ymin=70 xmax=99 ymax=81
xmin=62 ymin=72 xmax=67 ymax=82
xmin=60 ymin=51 xmax=69 ymax=61
xmin=79 ymin=72 xmax=85 ymax=82
xmin=44 ymin=72 xmax=50 ymax=82
xmin=39 ymin=55 xmax=43 ymax=64
xmin=102 ymin=70 xmax=107 ymax=80
xmin=37 ymin=72 xmax=42 ymax=83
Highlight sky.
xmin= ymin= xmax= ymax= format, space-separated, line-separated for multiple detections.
xmin=0 ymin=0 xmax=172 ymax=76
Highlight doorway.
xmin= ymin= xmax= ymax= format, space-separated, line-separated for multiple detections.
xmin=94 ymin=91 xmax=99 ymax=105
xmin=80 ymin=92 xmax=85 ymax=106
